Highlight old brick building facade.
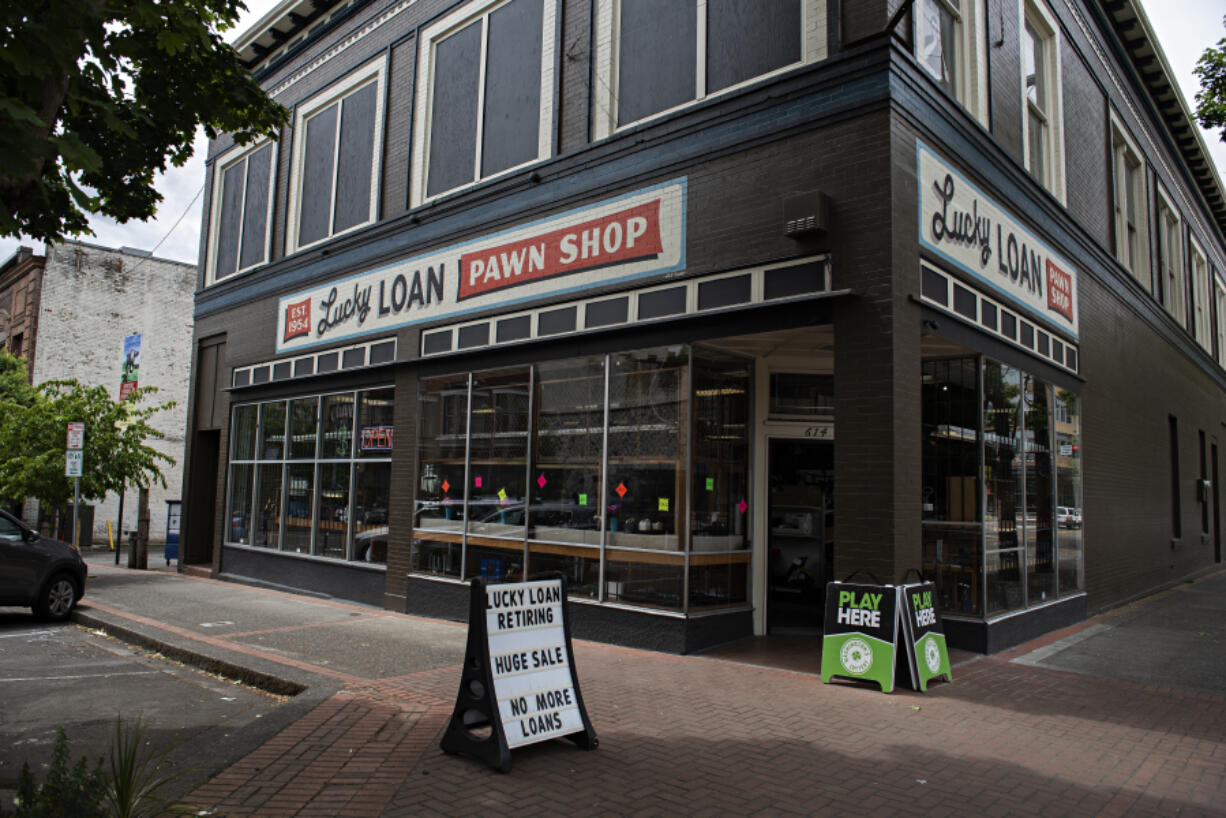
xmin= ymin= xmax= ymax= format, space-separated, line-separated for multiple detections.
xmin=183 ymin=0 xmax=1226 ymax=652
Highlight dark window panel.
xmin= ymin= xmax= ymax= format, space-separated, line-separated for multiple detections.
xmin=428 ymin=21 xmax=482 ymax=196
xmin=953 ymin=285 xmax=976 ymax=319
xmin=294 ymin=358 xmax=315 ymax=378
xmin=921 ymin=266 xmax=948 ymax=306
xmin=981 ymin=301 xmax=998 ymax=331
xmin=1065 ymin=348 xmax=1077 ymax=371
xmin=369 ymin=340 xmax=396 ymax=365
xmin=238 ymin=145 xmax=272 ymax=270
xmin=215 ymin=159 xmax=246 ymax=279
xmin=1020 ymin=322 xmax=1035 ymax=348
xmin=638 ymin=286 xmax=687 ymax=319
xmin=538 ymin=306 xmax=577 ymax=335
xmin=458 ymin=323 xmax=491 ymax=348
xmin=707 ymin=0 xmax=801 ymax=93
xmin=765 ymin=261 xmax=823 ymax=300
xmin=273 ymin=361 xmax=292 ymax=381
xmin=317 ymin=352 xmax=339 ymax=373
xmin=496 ymin=315 xmax=531 ymax=342
xmin=586 ymin=297 xmax=629 ymax=327
xmin=481 ymin=0 xmax=542 ymax=178
xmin=698 ymin=274 xmax=752 ymax=310
xmin=423 ymin=330 xmax=453 ymax=355
xmin=617 ymin=0 xmax=696 ymax=125
xmin=252 ymin=366 xmax=271 ymax=385
xmin=299 ymin=102 xmax=339 ymax=246
xmin=334 ymin=81 xmax=378 ymax=234
xmin=1051 ymin=339 xmax=1064 ymax=365
xmin=233 ymin=369 xmax=251 ymax=388
xmin=1037 ymin=331 xmax=1050 ymax=357
xmin=343 ymin=347 xmax=367 ymax=368
xmin=1001 ymin=311 xmax=1017 ymax=340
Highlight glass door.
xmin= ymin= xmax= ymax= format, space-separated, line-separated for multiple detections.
xmin=766 ymin=438 xmax=833 ymax=633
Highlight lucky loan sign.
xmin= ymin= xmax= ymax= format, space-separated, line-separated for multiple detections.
xmin=440 ymin=575 xmax=597 ymax=772
xmin=485 ymin=579 xmax=586 ymax=748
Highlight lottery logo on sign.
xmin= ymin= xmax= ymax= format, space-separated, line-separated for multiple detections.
xmin=925 ymin=639 xmax=942 ymax=673
xmin=840 ymin=638 xmax=873 ymax=675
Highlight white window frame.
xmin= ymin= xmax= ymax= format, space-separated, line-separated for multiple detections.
xmin=1214 ymin=278 xmax=1226 ymax=366
xmin=1109 ymin=114 xmax=1147 ymax=284
xmin=204 ymin=138 xmax=278 ymax=286
xmin=591 ymin=0 xmax=827 ymax=140
xmin=410 ymin=0 xmax=557 ymax=207
xmin=1156 ymin=186 xmax=1185 ymax=324
xmin=913 ymin=0 xmax=989 ymax=125
xmin=1019 ymin=0 xmax=1066 ymax=203
xmin=1190 ymin=235 xmax=1211 ymax=351
xmin=286 ymin=56 xmax=387 ymax=254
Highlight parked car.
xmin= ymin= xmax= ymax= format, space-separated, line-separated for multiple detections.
xmin=1056 ymin=506 xmax=1083 ymax=529
xmin=0 ymin=509 xmax=88 ymax=621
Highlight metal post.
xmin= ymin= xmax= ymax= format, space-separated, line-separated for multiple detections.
xmin=115 ymin=480 xmax=125 ymax=565
xmin=72 ymin=478 xmax=80 ymax=550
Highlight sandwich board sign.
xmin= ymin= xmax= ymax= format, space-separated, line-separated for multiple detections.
xmin=899 ymin=582 xmax=952 ymax=692
xmin=440 ymin=574 xmax=598 ymax=772
xmin=819 ymin=581 xmax=901 ymax=693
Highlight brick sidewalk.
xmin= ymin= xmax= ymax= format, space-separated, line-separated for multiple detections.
xmin=179 ymin=638 xmax=1226 ymax=817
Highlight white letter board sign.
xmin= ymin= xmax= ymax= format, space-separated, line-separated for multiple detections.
xmin=441 ymin=575 xmax=597 ymax=772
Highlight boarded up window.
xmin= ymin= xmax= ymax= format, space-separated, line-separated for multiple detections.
xmin=214 ymin=143 xmax=274 ymax=281
xmin=426 ymin=0 xmax=544 ymax=197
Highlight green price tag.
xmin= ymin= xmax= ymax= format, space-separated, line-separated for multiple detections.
xmin=578 ymin=493 xmax=588 ymax=506
xmin=658 ymin=498 xmax=670 ymax=512
xmin=705 ymin=477 xmax=714 ymax=491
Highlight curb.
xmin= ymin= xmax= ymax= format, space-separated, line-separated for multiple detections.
xmin=73 ymin=610 xmax=306 ymax=697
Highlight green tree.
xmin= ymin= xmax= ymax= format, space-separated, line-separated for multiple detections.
xmin=0 ymin=0 xmax=287 ymax=242
xmin=0 ymin=348 xmax=36 ymax=407
xmin=0 ymin=378 xmax=174 ymax=521
xmin=1195 ymin=17 xmax=1226 ymax=143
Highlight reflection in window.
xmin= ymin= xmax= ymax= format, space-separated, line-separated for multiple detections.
xmin=1024 ymin=376 xmax=1055 ymax=604
xmin=411 ymin=345 xmax=751 ymax=613
xmin=921 ymin=357 xmax=981 ymax=616
xmin=917 ymin=0 xmax=960 ymax=97
xmin=984 ymin=361 xmax=1022 ymax=614
xmin=768 ymin=372 xmax=833 ymax=417
xmin=224 ymin=388 xmax=392 ymax=564
xmin=1055 ymin=388 xmax=1083 ymax=595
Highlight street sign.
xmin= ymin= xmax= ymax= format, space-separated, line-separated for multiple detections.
xmin=67 ymin=422 xmax=85 ymax=450
xmin=65 ymin=450 xmax=83 ymax=477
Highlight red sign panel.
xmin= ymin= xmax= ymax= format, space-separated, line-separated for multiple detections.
xmin=360 ymin=425 xmax=394 ymax=451
xmin=458 ymin=200 xmax=663 ymax=301
xmin=284 ymin=298 xmax=312 ymax=343
xmin=1046 ymin=259 xmax=1073 ymax=323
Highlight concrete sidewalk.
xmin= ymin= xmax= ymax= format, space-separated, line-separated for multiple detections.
xmin=74 ymin=555 xmax=1226 ymax=816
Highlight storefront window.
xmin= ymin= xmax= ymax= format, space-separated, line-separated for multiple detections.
xmin=690 ymin=349 xmax=751 ymax=608
xmin=225 ymin=387 xmax=391 ymax=564
xmin=1024 ymin=377 xmax=1056 ymax=604
xmin=410 ymin=345 xmax=751 ymax=613
xmin=984 ymin=361 xmax=1023 ymax=614
xmin=769 ymin=372 xmax=833 ymax=417
xmin=921 ymin=357 xmax=981 ymax=616
xmin=413 ymin=374 xmax=469 ymax=577
xmin=1056 ymin=388 xmax=1083 ymax=594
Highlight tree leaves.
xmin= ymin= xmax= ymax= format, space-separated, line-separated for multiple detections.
xmin=0 ymin=0 xmax=288 ymax=242
xmin=1195 ymin=18 xmax=1226 ymax=143
xmin=0 ymin=350 xmax=175 ymax=514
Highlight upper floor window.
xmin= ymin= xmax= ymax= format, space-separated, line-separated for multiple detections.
xmin=914 ymin=0 xmax=987 ymax=123
xmin=1156 ymin=189 xmax=1185 ymax=324
xmin=206 ymin=140 xmax=276 ymax=284
xmin=1110 ymin=118 xmax=1147 ymax=284
xmin=1215 ymin=279 xmax=1226 ymax=365
xmin=287 ymin=57 xmax=386 ymax=253
xmin=411 ymin=0 xmax=556 ymax=204
xmin=1020 ymin=1 xmax=1064 ymax=200
xmin=1190 ymin=236 xmax=1211 ymax=351
xmin=592 ymin=0 xmax=826 ymax=139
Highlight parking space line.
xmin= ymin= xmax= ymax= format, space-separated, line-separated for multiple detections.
xmin=0 ymin=670 xmax=163 ymax=682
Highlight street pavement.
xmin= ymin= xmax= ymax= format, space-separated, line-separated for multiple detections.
xmin=28 ymin=551 xmax=1226 ymax=816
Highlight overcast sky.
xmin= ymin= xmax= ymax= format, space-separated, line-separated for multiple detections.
xmin=2 ymin=0 xmax=1225 ymax=268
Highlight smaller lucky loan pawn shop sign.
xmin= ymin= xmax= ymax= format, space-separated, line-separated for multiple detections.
xmin=440 ymin=575 xmax=597 ymax=772
xmin=820 ymin=581 xmax=901 ymax=693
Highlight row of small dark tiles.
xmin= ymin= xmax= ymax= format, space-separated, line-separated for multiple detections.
xmin=234 ymin=339 xmax=397 ymax=388
xmin=921 ymin=266 xmax=1078 ymax=373
xmin=424 ymin=260 xmax=827 ymax=355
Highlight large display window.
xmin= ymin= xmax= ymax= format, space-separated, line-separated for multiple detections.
xmin=411 ymin=344 xmax=752 ymax=613
xmin=922 ymin=355 xmax=1082 ymax=618
xmin=225 ymin=386 xmax=393 ymax=564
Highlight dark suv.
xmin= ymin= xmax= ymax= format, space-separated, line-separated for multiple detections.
xmin=0 ymin=509 xmax=88 ymax=621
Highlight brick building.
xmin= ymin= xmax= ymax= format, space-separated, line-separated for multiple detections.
xmin=182 ymin=0 xmax=1226 ymax=652
xmin=0 ymin=246 xmax=44 ymax=378
xmin=4 ymin=242 xmax=195 ymax=547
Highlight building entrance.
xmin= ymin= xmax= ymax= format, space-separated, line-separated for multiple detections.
xmin=766 ymin=438 xmax=833 ymax=634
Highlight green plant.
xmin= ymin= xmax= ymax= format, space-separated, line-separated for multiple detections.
xmin=102 ymin=717 xmax=188 ymax=818
xmin=4 ymin=726 xmax=106 ymax=817
xmin=2 ymin=718 xmax=190 ymax=818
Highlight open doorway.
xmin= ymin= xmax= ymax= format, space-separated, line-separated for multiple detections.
xmin=767 ymin=438 xmax=833 ymax=633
